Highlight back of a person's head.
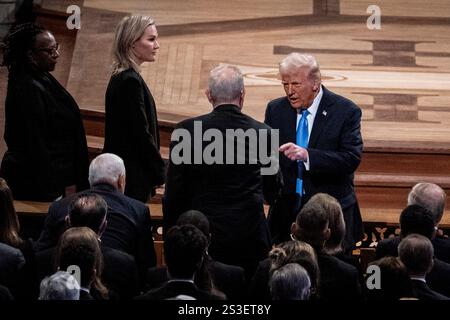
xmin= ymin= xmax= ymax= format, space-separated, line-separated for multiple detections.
xmin=67 ymin=193 xmax=107 ymax=234
xmin=398 ymin=234 xmax=434 ymax=277
xmin=0 ymin=178 xmax=23 ymax=247
xmin=294 ymin=201 xmax=329 ymax=251
xmin=208 ymin=64 xmax=244 ymax=105
xmin=269 ymin=240 xmax=319 ymax=298
xmin=176 ymin=210 xmax=210 ymax=238
xmin=56 ymin=227 xmax=107 ymax=298
xmin=164 ymin=225 xmax=208 ymax=279
xmin=408 ymin=183 xmax=447 ymax=225
xmin=367 ymin=256 xmax=413 ymax=300
xmin=39 ymin=271 xmax=80 ymax=300
xmin=88 ymin=153 xmax=125 ymax=187
xmin=399 ymin=204 xmax=435 ymax=239
xmin=308 ymin=193 xmax=345 ymax=255
xmin=270 ymin=263 xmax=311 ymax=300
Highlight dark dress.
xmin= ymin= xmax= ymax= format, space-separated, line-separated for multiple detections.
xmin=0 ymin=69 xmax=89 ymax=201
xmin=103 ymin=68 xmax=165 ymax=202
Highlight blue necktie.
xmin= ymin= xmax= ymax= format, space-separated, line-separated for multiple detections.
xmin=296 ymin=109 xmax=309 ymax=195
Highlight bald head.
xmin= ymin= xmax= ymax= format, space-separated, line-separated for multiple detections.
xmin=206 ymin=64 xmax=245 ymax=108
xmin=408 ymin=183 xmax=447 ymax=225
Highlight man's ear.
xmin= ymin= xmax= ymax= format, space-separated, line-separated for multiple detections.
xmin=118 ymin=174 xmax=126 ymax=193
xmin=239 ymin=89 xmax=246 ymax=108
xmin=313 ymin=79 xmax=320 ymax=92
xmin=205 ymin=89 xmax=214 ymax=104
xmin=291 ymin=222 xmax=297 ymax=237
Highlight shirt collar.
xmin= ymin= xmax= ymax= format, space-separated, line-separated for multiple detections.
xmin=410 ymin=276 xmax=427 ymax=283
xmin=303 ymin=85 xmax=323 ymax=118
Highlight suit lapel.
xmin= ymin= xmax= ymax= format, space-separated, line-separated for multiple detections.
xmin=285 ymin=101 xmax=297 ymax=143
xmin=308 ymin=87 xmax=333 ymax=148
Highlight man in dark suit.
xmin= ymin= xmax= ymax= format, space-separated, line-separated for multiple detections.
xmin=36 ymin=193 xmax=139 ymax=299
xmin=137 ymin=225 xmax=223 ymax=300
xmin=398 ymin=234 xmax=450 ymax=300
xmin=146 ymin=210 xmax=246 ymax=299
xmin=265 ymin=53 xmax=363 ymax=248
xmin=376 ymin=204 xmax=450 ymax=297
xmin=407 ymin=182 xmax=450 ymax=263
xmin=35 ymin=153 xmax=156 ymax=281
xmin=163 ymin=65 xmax=281 ymax=277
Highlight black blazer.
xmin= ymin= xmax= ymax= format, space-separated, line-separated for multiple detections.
xmin=0 ymin=243 xmax=25 ymax=299
xmin=411 ymin=280 xmax=450 ymax=300
xmin=317 ymin=253 xmax=362 ymax=301
xmin=103 ymin=68 xmax=165 ymax=202
xmin=35 ymin=183 xmax=156 ymax=280
xmin=0 ymin=69 xmax=89 ymax=201
xmin=265 ymin=86 xmax=363 ymax=243
xmin=432 ymin=236 xmax=450 ymax=264
xmin=136 ymin=281 xmax=224 ymax=300
xmin=146 ymin=258 xmax=246 ymax=300
xmin=163 ymin=104 xmax=281 ymax=272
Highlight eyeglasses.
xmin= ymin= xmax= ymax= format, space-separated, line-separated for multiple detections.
xmin=35 ymin=43 xmax=60 ymax=55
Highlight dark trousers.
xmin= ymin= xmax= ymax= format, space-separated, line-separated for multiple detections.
xmin=267 ymin=193 xmax=302 ymax=244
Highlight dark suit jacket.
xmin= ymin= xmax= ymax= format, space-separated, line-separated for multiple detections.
xmin=432 ymin=236 xmax=450 ymax=264
xmin=264 ymin=86 xmax=363 ymax=244
xmin=411 ymin=280 xmax=450 ymax=300
xmin=36 ymin=245 xmax=139 ymax=299
xmin=146 ymin=258 xmax=246 ymax=300
xmin=317 ymin=253 xmax=362 ymax=301
xmin=0 ymin=285 xmax=13 ymax=300
xmin=163 ymin=104 xmax=281 ymax=273
xmin=103 ymin=68 xmax=165 ymax=202
xmin=0 ymin=69 xmax=89 ymax=201
xmin=0 ymin=243 xmax=25 ymax=298
xmin=376 ymin=236 xmax=450 ymax=297
xmin=136 ymin=281 xmax=224 ymax=300
xmin=35 ymin=183 xmax=156 ymax=280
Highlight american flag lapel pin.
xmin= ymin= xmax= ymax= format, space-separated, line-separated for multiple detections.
xmin=322 ymin=110 xmax=327 ymax=116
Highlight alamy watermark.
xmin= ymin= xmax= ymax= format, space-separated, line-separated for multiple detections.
xmin=367 ymin=5 xmax=381 ymax=30
xmin=170 ymin=121 xmax=279 ymax=175
xmin=66 ymin=265 xmax=81 ymax=289
xmin=66 ymin=5 xmax=81 ymax=30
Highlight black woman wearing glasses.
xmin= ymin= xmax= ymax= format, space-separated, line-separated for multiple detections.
xmin=0 ymin=23 xmax=89 ymax=201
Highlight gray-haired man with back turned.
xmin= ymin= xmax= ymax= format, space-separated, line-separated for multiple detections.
xmin=164 ymin=65 xmax=282 ymax=278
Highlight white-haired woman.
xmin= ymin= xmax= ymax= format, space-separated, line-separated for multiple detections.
xmin=103 ymin=15 xmax=165 ymax=202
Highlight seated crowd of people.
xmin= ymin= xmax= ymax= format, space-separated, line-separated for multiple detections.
xmin=0 ymin=153 xmax=448 ymax=300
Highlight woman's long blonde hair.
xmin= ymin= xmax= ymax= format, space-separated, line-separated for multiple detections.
xmin=111 ymin=15 xmax=155 ymax=75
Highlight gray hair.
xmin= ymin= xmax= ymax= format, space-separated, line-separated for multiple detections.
xmin=39 ymin=271 xmax=80 ymax=300
xmin=270 ymin=263 xmax=311 ymax=300
xmin=88 ymin=153 xmax=125 ymax=187
xmin=279 ymin=53 xmax=321 ymax=81
xmin=208 ymin=64 xmax=244 ymax=106
xmin=112 ymin=15 xmax=155 ymax=75
xmin=407 ymin=183 xmax=447 ymax=225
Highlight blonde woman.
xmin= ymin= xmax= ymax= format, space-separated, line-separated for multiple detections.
xmin=103 ymin=15 xmax=165 ymax=202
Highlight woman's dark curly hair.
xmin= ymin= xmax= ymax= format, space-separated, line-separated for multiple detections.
xmin=0 ymin=22 xmax=45 ymax=72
